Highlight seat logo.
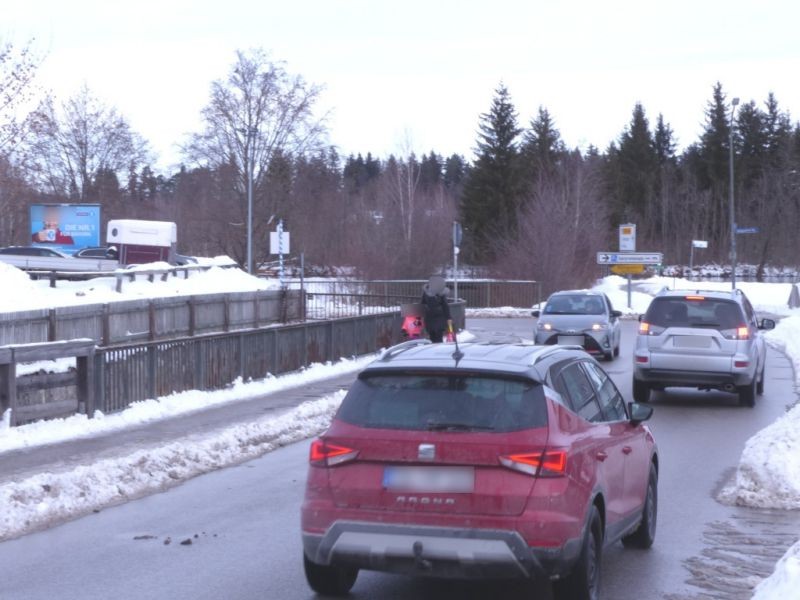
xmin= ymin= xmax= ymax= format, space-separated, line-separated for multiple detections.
xmin=418 ymin=443 xmax=435 ymax=460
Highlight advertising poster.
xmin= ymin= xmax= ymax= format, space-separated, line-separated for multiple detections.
xmin=30 ymin=204 xmax=101 ymax=254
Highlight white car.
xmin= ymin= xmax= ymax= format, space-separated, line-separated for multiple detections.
xmin=532 ymin=291 xmax=622 ymax=360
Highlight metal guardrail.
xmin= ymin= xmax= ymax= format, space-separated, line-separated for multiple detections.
xmin=286 ymin=279 xmax=542 ymax=309
xmin=25 ymin=262 xmax=240 ymax=290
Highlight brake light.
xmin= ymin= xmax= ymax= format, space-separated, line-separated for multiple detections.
xmin=721 ymin=325 xmax=750 ymax=340
xmin=734 ymin=360 xmax=749 ymax=368
xmin=639 ymin=321 xmax=650 ymax=335
xmin=499 ymin=450 xmax=567 ymax=477
xmin=309 ymin=440 xmax=358 ymax=467
xmin=685 ymin=295 xmax=705 ymax=301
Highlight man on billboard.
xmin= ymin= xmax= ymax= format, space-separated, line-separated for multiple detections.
xmin=32 ymin=205 xmax=75 ymax=244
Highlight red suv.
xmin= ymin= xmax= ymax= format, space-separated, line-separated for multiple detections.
xmin=301 ymin=341 xmax=658 ymax=600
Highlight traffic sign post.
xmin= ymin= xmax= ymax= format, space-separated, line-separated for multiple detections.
xmin=611 ymin=264 xmax=645 ymax=275
xmin=452 ymin=221 xmax=462 ymax=300
xmin=619 ymin=224 xmax=636 ymax=252
xmin=689 ymin=240 xmax=708 ymax=280
xmin=597 ymin=252 xmax=662 ymax=265
xmin=598 ymin=249 xmax=662 ymax=309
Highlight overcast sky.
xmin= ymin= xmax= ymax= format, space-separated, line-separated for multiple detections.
xmin=5 ymin=0 xmax=800 ymax=171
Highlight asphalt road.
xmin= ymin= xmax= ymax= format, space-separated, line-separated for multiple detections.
xmin=0 ymin=318 xmax=798 ymax=600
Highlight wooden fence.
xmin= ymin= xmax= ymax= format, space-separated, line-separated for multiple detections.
xmin=0 ymin=312 xmax=399 ymax=424
xmin=0 ymin=289 xmax=302 ymax=347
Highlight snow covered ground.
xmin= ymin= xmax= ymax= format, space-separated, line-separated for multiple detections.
xmin=0 ymin=265 xmax=798 ymax=598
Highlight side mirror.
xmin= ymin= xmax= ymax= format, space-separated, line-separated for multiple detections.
xmin=531 ymin=310 xmax=540 ymax=318
xmin=611 ymin=310 xmax=622 ymax=318
xmin=628 ymin=402 xmax=653 ymax=425
xmin=759 ymin=318 xmax=776 ymax=330
xmin=638 ymin=314 xmax=644 ymax=322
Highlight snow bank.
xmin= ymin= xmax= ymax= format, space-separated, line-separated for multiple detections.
xmin=0 ymin=391 xmax=345 ymax=541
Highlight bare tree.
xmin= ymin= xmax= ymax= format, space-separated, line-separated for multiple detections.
xmin=26 ymin=85 xmax=150 ymax=200
xmin=0 ymin=37 xmax=43 ymax=156
xmin=182 ymin=48 xmax=327 ymax=266
xmin=492 ymin=152 xmax=608 ymax=294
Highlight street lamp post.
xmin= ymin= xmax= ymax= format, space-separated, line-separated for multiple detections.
xmin=245 ymin=127 xmax=257 ymax=274
xmin=729 ymin=97 xmax=740 ymax=289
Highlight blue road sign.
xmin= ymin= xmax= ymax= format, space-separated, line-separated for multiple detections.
xmin=736 ymin=227 xmax=759 ymax=234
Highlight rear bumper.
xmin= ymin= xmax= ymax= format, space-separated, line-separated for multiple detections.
xmin=302 ymin=520 xmax=581 ymax=580
xmin=633 ymin=366 xmax=752 ymax=387
xmin=534 ymin=332 xmax=611 ymax=355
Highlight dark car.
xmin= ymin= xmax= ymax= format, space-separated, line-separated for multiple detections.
xmin=532 ymin=290 xmax=623 ymax=360
xmin=73 ymin=246 xmax=118 ymax=259
xmin=633 ymin=288 xmax=775 ymax=406
xmin=301 ymin=340 xmax=658 ymax=599
xmin=0 ymin=246 xmax=69 ymax=258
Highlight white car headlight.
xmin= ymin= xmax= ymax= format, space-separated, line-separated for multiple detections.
xmin=591 ymin=322 xmax=608 ymax=331
xmin=537 ymin=322 xmax=552 ymax=331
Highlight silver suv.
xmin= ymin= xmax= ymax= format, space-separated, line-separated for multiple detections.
xmin=633 ymin=289 xmax=775 ymax=406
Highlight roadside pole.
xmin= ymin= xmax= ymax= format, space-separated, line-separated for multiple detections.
xmin=452 ymin=221 xmax=462 ymax=301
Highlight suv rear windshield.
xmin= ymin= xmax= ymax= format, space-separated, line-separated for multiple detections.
xmin=337 ymin=372 xmax=547 ymax=432
xmin=646 ymin=297 xmax=744 ymax=329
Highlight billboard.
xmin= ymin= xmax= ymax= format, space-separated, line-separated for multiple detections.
xmin=30 ymin=204 xmax=101 ymax=254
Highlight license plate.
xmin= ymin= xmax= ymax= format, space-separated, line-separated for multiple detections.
xmin=558 ymin=335 xmax=584 ymax=346
xmin=382 ymin=466 xmax=474 ymax=492
xmin=673 ymin=335 xmax=712 ymax=348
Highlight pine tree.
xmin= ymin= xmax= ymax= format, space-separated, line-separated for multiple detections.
xmin=443 ymin=154 xmax=466 ymax=192
xmin=605 ymin=103 xmax=657 ymax=228
xmin=653 ymin=114 xmax=677 ymax=166
xmin=460 ymin=84 xmax=524 ymax=262
xmin=735 ymin=100 xmax=767 ymax=189
xmin=521 ymin=106 xmax=565 ymax=184
xmin=763 ymin=92 xmax=792 ymax=168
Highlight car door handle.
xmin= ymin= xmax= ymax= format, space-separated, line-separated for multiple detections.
xmin=622 ymin=446 xmax=633 ymax=455
xmin=595 ymin=451 xmax=608 ymax=462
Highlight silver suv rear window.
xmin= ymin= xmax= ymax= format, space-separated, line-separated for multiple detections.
xmin=337 ymin=373 xmax=547 ymax=432
xmin=646 ymin=297 xmax=744 ymax=330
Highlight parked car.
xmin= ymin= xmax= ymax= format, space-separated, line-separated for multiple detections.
xmin=532 ymin=290 xmax=622 ymax=360
xmin=633 ymin=288 xmax=775 ymax=406
xmin=174 ymin=253 xmax=198 ymax=266
xmin=301 ymin=340 xmax=658 ymax=599
xmin=73 ymin=246 xmax=118 ymax=259
xmin=0 ymin=246 xmax=70 ymax=258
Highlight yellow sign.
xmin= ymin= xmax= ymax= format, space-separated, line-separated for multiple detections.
xmin=611 ymin=264 xmax=645 ymax=275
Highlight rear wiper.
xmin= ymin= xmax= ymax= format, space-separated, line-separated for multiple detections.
xmin=426 ymin=422 xmax=495 ymax=432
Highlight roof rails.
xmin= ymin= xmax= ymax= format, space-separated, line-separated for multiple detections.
xmin=531 ymin=344 xmax=584 ymax=366
xmin=379 ymin=338 xmax=431 ymax=361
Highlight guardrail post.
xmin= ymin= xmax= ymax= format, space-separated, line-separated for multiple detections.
xmin=147 ymin=343 xmax=157 ymax=400
xmin=329 ymin=320 xmax=334 ymax=362
xmin=102 ymin=304 xmax=111 ymax=346
xmin=194 ymin=340 xmax=203 ymax=389
xmin=188 ymin=297 xmax=196 ymax=337
xmin=93 ymin=353 xmax=106 ymax=414
xmin=77 ymin=350 xmax=96 ymax=417
xmin=223 ymin=295 xmax=231 ymax=332
xmin=148 ymin=300 xmax=156 ymax=341
xmin=48 ymin=308 xmax=57 ymax=341
xmin=272 ymin=328 xmax=279 ymax=375
xmin=253 ymin=292 xmax=260 ymax=328
xmin=239 ymin=331 xmax=246 ymax=380
xmin=0 ymin=361 xmax=17 ymax=427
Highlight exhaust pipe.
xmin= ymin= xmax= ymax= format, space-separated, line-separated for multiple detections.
xmin=722 ymin=383 xmax=737 ymax=393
